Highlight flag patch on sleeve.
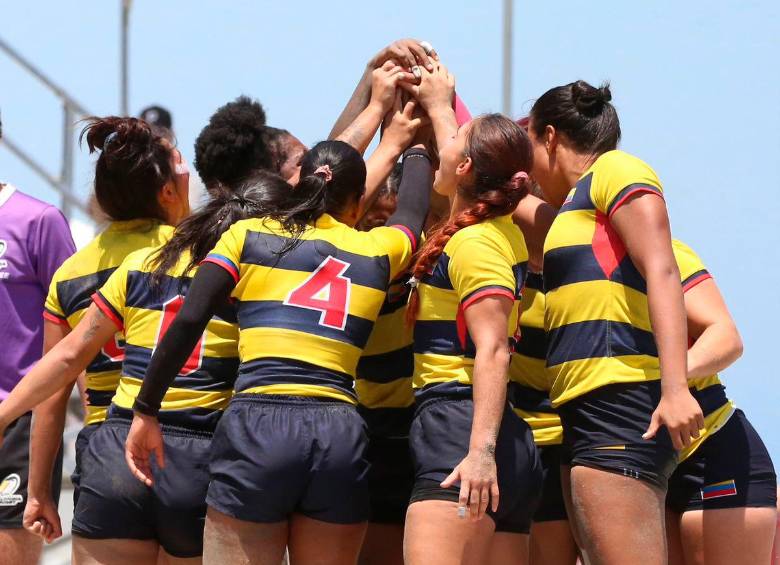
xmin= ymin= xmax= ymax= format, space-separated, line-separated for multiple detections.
xmin=701 ymin=479 xmax=737 ymax=500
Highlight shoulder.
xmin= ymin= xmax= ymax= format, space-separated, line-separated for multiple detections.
xmin=672 ymin=239 xmax=707 ymax=276
xmin=592 ymin=150 xmax=661 ymax=187
xmin=447 ymin=217 xmax=524 ymax=258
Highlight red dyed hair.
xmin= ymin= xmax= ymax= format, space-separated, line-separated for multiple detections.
xmin=407 ymin=114 xmax=533 ymax=325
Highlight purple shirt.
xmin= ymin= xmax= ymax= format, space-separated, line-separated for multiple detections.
xmin=0 ymin=184 xmax=76 ymax=399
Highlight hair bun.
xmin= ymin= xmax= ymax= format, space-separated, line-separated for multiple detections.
xmin=571 ymin=80 xmax=612 ymax=117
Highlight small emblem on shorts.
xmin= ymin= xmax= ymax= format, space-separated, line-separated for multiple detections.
xmin=0 ymin=473 xmax=24 ymax=506
xmin=621 ymin=468 xmax=641 ymax=480
xmin=701 ymin=479 xmax=737 ymax=500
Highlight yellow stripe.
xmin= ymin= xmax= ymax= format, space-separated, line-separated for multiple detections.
xmin=678 ymin=401 xmax=735 ymax=462
xmin=241 ymin=384 xmax=356 ymax=404
xmin=509 ymin=356 xmax=548 ymax=391
xmin=513 ymin=408 xmax=563 ymax=446
xmin=416 ymin=284 xmax=459 ymax=322
xmin=413 ymin=352 xmax=474 ymax=389
xmin=545 ymin=280 xmax=652 ymax=332
xmin=690 ymin=374 xmax=724 ymax=391
xmin=85 ymin=406 xmax=108 ymax=425
xmin=544 ymin=208 xmax=597 ymax=251
xmin=594 ymin=445 xmax=627 ymax=451
xmin=112 ymin=377 xmax=232 ymax=412
xmin=363 ymin=307 xmax=413 ymax=356
xmin=355 ymin=377 xmax=414 ymax=409
xmin=85 ymin=370 xmax=122 ymax=391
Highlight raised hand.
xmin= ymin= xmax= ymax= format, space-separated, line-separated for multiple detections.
xmin=399 ymin=61 xmax=455 ymax=115
xmin=369 ymin=38 xmax=437 ymax=72
xmin=369 ymin=61 xmax=416 ymax=115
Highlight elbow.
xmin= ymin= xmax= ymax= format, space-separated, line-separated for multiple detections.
xmin=729 ymin=324 xmax=745 ymax=362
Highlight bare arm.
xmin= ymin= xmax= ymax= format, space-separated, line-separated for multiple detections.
xmin=610 ymin=194 xmax=704 ymax=449
xmin=512 ymin=194 xmax=557 ymax=271
xmin=684 ymin=278 xmax=743 ymax=380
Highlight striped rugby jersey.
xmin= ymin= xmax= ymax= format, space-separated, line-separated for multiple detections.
xmin=203 ymin=213 xmax=415 ymax=404
xmin=44 ymin=220 xmax=173 ymax=424
xmin=508 ymin=272 xmax=562 ymax=446
xmin=413 ymin=215 xmax=528 ymax=400
xmin=94 ymin=246 xmax=238 ymax=430
xmin=544 ymin=150 xmax=666 ymax=406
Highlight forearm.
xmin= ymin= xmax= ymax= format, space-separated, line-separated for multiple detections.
xmin=329 ymin=66 xmax=373 ymax=140
xmin=469 ymin=346 xmax=509 ymax=454
xmin=687 ymin=323 xmax=743 ymax=380
xmin=512 ymin=195 xmax=557 ymax=271
xmin=335 ymin=102 xmax=385 ymax=155
xmin=647 ymin=268 xmax=689 ymax=392
xmin=27 ymin=386 xmax=71 ymax=499
xmin=385 ymin=148 xmax=432 ymax=240
xmin=361 ymin=143 xmax=402 ymax=218
xmin=429 ymin=107 xmax=458 ymax=152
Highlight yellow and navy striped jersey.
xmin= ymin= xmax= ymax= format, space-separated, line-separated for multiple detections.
xmin=672 ymin=239 xmax=735 ymax=461
xmin=93 ymin=246 xmax=239 ymax=430
xmin=508 ymin=272 xmax=562 ymax=446
xmin=544 ymin=150 xmax=665 ymax=407
xmin=413 ymin=215 xmax=528 ymax=400
xmin=355 ymin=273 xmax=414 ymax=438
xmin=43 ymin=220 xmax=173 ymax=424
xmin=203 ymin=213 xmax=415 ymax=404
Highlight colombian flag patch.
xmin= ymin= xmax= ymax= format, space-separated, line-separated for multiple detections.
xmin=701 ymin=479 xmax=737 ymax=500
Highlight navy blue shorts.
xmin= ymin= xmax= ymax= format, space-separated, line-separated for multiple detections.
xmin=207 ymin=394 xmax=370 ymax=524
xmin=558 ymin=381 xmax=677 ymax=490
xmin=408 ymin=397 xmax=542 ymax=534
xmin=532 ymin=444 xmax=568 ymax=523
xmin=667 ymin=409 xmax=777 ymax=513
xmin=0 ymin=412 xmax=63 ymax=529
xmin=71 ymin=423 xmax=100 ymax=508
xmin=365 ymin=435 xmax=414 ymax=524
xmin=71 ymin=418 xmax=211 ymax=558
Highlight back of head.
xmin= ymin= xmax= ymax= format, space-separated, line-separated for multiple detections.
xmin=194 ymin=96 xmax=271 ymax=188
xmin=530 ymin=80 xmax=620 ymax=156
xmin=80 ymin=116 xmax=173 ymax=222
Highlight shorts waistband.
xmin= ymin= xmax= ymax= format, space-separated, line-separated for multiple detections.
xmin=231 ymin=393 xmax=356 ymax=407
xmin=103 ymin=415 xmax=214 ymax=439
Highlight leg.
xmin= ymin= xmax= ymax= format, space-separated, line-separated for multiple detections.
xmin=287 ymin=513 xmax=367 ymax=565
xmin=158 ymin=549 xmax=203 ymax=565
xmin=560 ymin=465 xmax=586 ymax=551
xmin=569 ymin=466 xmax=666 ymax=565
xmin=529 ymin=521 xmax=578 ymax=565
xmin=72 ymin=536 xmax=159 ymax=565
xmin=0 ymin=530 xmax=42 ymax=565
xmin=489 ymin=532 xmax=529 ymax=565
xmin=358 ymin=523 xmax=404 ymax=565
xmin=665 ymin=509 xmax=686 ymax=565
xmin=202 ymin=506 xmax=288 ymax=565
xmin=404 ymin=500 xmax=495 ymax=565
xmin=679 ymin=507 xmax=777 ymax=565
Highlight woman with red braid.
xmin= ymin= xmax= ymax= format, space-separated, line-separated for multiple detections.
xmin=402 ymin=113 xmax=542 ymax=565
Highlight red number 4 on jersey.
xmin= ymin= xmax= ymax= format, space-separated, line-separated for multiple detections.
xmin=285 ymin=256 xmax=352 ymax=331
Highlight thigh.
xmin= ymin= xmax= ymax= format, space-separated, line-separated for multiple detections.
xmin=404 ymin=500 xmax=495 ymax=565
xmin=288 ymin=513 xmax=367 ymax=565
xmin=202 ymin=506 xmax=287 ymax=565
xmin=679 ymin=507 xmax=777 ymax=565
xmin=72 ymin=535 xmax=159 ymax=565
xmin=359 ymin=523 xmax=404 ymax=565
xmin=489 ymin=532 xmax=529 ymax=565
xmin=0 ymin=529 xmax=42 ymax=565
xmin=569 ymin=465 xmax=666 ymax=565
xmin=665 ymin=509 xmax=686 ymax=565
xmin=529 ymin=521 xmax=578 ymax=565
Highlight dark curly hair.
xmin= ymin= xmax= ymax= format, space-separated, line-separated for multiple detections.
xmin=194 ymin=96 xmax=271 ymax=188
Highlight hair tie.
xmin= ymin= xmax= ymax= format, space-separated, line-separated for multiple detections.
xmin=313 ymin=165 xmax=333 ymax=183
xmin=407 ymin=276 xmax=420 ymax=289
xmin=103 ymin=131 xmax=119 ymax=152
xmin=511 ymin=171 xmax=529 ymax=188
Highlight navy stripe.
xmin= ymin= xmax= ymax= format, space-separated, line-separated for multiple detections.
xmin=525 ymin=272 xmax=544 ymax=292
xmin=86 ymin=388 xmax=115 ymax=407
xmin=558 ymin=173 xmax=595 ymax=213
xmin=86 ymin=356 xmax=122 ymax=376
xmin=422 ymin=252 xmax=453 ymax=290
xmin=235 ymin=357 xmax=356 ymax=398
xmin=513 ymin=261 xmax=529 ymax=293
xmin=682 ymin=269 xmax=709 ymax=289
xmin=547 ymin=319 xmax=657 ymax=367
xmin=237 ymin=300 xmax=375 ymax=349
xmin=544 ymin=245 xmax=646 ymax=293
xmin=507 ymin=382 xmax=555 ymax=413
xmin=356 ymin=345 xmax=414 ymax=383
xmin=413 ymin=320 xmax=475 ymax=358
xmin=691 ymin=383 xmax=729 ymax=416
xmin=606 ymin=183 xmax=663 ymax=216
xmin=378 ymin=277 xmax=411 ymax=316
xmin=56 ymin=268 xmax=116 ymax=317
xmin=414 ymin=380 xmax=473 ymax=402
xmin=357 ymin=405 xmax=414 ymax=438
xmin=240 ymin=230 xmax=391 ymax=291
xmin=461 ymin=284 xmax=515 ymax=306
xmin=514 ymin=326 xmax=547 ymax=359
xmin=123 ymin=345 xmax=238 ymax=389
xmin=108 ymin=404 xmax=222 ymax=432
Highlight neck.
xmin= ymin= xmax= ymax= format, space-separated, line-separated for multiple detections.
xmin=559 ymin=148 xmax=601 ymax=189
xmin=449 ymin=192 xmax=469 ymax=220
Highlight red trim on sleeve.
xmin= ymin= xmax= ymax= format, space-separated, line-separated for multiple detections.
xmin=682 ymin=273 xmax=713 ymax=293
xmin=201 ymin=256 xmax=240 ymax=284
xmin=608 ymin=187 xmax=664 ymax=219
xmin=42 ymin=310 xmax=70 ymax=327
xmin=91 ymin=292 xmax=124 ymax=331
xmin=388 ymin=224 xmax=418 ymax=253
xmin=462 ymin=287 xmax=515 ymax=311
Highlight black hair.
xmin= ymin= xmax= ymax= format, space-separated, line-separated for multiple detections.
xmin=272 ymin=140 xmax=365 ymax=252
xmin=194 ymin=96 xmax=270 ymax=188
xmin=148 ymin=170 xmax=290 ymax=289
xmin=530 ymin=80 xmax=620 ymax=156
xmin=381 ymin=162 xmax=403 ymax=198
xmin=80 ymin=116 xmax=173 ymax=222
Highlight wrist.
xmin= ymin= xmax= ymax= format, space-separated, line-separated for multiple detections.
xmin=366 ymin=100 xmax=387 ymax=117
xmin=428 ymin=105 xmax=456 ymax=119
xmin=132 ymin=398 xmax=160 ymax=418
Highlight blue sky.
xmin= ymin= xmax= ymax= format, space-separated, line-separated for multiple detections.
xmin=2 ymin=1 xmax=779 ymax=461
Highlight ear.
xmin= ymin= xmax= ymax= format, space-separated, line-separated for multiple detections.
xmin=544 ymin=125 xmax=558 ymax=155
xmin=157 ymin=180 xmax=178 ymax=207
xmin=455 ymin=155 xmax=473 ymax=178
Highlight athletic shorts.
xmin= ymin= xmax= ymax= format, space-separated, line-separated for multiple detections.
xmin=71 ymin=423 xmax=100 ymax=507
xmin=0 ymin=412 xmax=63 ymax=529
xmin=71 ymin=418 xmax=211 ymax=558
xmin=207 ymin=394 xmax=370 ymax=524
xmin=558 ymin=381 xmax=677 ymax=490
xmin=532 ymin=444 xmax=568 ymax=523
xmin=667 ymin=409 xmax=777 ymax=513
xmin=365 ymin=435 xmax=414 ymax=524
xmin=408 ymin=397 xmax=542 ymax=534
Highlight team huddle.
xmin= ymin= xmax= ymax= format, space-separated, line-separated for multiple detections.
xmin=0 ymin=38 xmax=776 ymax=565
